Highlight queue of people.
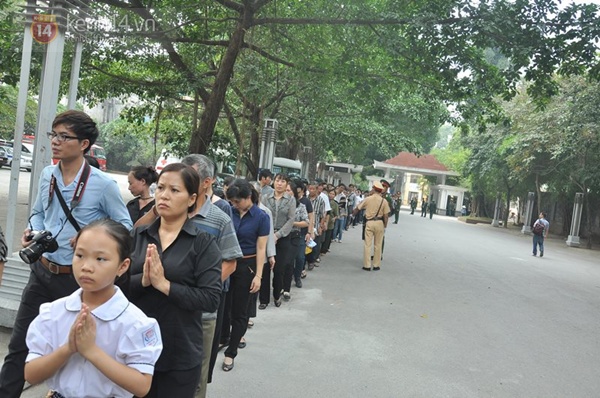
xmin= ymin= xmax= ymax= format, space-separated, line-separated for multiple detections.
xmin=0 ymin=109 xmax=391 ymax=398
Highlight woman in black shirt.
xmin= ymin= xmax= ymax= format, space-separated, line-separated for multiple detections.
xmin=127 ymin=165 xmax=158 ymax=223
xmin=130 ymin=163 xmax=222 ymax=397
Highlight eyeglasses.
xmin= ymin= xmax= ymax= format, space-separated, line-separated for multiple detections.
xmin=47 ymin=131 xmax=79 ymax=142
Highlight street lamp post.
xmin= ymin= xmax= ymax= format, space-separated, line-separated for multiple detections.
xmin=258 ymin=119 xmax=278 ymax=172
xmin=301 ymin=146 xmax=311 ymax=179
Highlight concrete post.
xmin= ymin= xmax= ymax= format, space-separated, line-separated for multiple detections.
xmin=491 ymin=193 xmax=501 ymax=227
xmin=521 ymin=192 xmax=535 ymax=234
xmin=5 ymin=0 xmax=36 ymax=256
xmin=566 ymin=193 xmax=584 ymax=247
xmin=30 ymin=1 xmax=68 ymax=208
xmin=67 ymin=39 xmax=83 ymax=109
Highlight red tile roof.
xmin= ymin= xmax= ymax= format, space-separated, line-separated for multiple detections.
xmin=384 ymin=152 xmax=449 ymax=172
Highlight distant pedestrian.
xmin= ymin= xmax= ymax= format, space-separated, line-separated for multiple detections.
xmin=410 ymin=197 xmax=417 ymax=215
xmin=392 ymin=193 xmax=401 ymax=224
xmin=306 ymin=181 xmax=326 ymax=271
xmin=421 ymin=199 xmax=428 ymax=217
xmin=320 ymin=189 xmax=338 ymax=254
xmin=429 ymin=200 xmax=437 ymax=219
xmin=258 ymin=169 xmax=274 ymax=197
xmin=127 ymin=165 xmax=159 ymax=224
xmin=532 ymin=212 xmax=550 ymax=257
xmin=353 ymin=190 xmax=364 ymax=226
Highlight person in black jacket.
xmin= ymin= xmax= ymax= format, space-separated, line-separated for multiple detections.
xmin=129 ymin=163 xmax=222 ymax=397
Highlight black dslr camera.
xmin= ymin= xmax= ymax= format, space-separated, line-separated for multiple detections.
xmin=19 ymin=230 xmax=59 ymax=264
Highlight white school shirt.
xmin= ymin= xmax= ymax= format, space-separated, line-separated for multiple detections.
xmin=26 ymin=287 xmax=162 ymax=398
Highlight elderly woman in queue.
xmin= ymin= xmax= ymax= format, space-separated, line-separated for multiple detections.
xmin=221 ymin=179 xmax=270 ymax=372
xmin=126 ymin=165 xmax=159 ymax=224
xmin=129 ymin=163 xmax=222 ymax=397
xmin=259 ymin=173 xmax=296 ymax=309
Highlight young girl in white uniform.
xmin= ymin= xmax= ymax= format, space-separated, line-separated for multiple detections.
xmin=24 ymin=219 xmax=163 ymax=398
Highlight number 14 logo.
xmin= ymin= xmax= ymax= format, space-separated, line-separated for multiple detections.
xmin=31 ymin=14 xmax=58 ymax=44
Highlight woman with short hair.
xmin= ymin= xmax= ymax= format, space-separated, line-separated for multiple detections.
xmin=129 ymin=163 xmax=222 ymax=396
xmin=221 ymin=179 xmax=270 ymax=372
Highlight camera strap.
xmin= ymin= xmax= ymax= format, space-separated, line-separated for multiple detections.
xmin=48 ymin=161 xmax=92 ymax=232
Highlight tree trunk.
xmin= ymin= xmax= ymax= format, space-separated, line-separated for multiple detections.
xmin=503 ymin=188 xmax=511 ymax=228
xmin=246 ymin=106 xmax=262 ymax=180
xmin=153 ymin=101 xmax=163 ymax=163
xmin=189 ymin=8 xmax=253 ymax=154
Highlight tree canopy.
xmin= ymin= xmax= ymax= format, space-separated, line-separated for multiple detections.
xmin=0 ymin=0 xmax=599 ymax=178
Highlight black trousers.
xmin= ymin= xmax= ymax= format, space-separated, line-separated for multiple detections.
xmin=260 ymin=235 xmax=293 ymax=304
xmin=321 ymin=229 xmax=334 ymax=253
xmin=223 ymin=258 xmax=255 ymax=359
xmin=146 ymin=364 xmax=202 ymax=398
xmin=0 ymin=262 xmax=79 ymax=398
xmin=307 ymin=233 xmax=323 ymax=263
xmin=284 ymin=235 xmax=303 ymax=292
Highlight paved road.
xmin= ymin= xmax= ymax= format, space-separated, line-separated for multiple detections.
xmin=1 ymin=179 xmax=599 ymax=396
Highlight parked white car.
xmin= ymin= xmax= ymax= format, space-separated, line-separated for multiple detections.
xmin=0 ymin=145 xmax=32 ymax=172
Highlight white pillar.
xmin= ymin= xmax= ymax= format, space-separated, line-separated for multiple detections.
xmin=5 ymin=0 xmax=36 ymax=256
xmin=67 ymin=39 xmax=83 ymax=109
xmin=566 ymin=193 xmax=584 ymax=247
xmin=491 ymin=193 xmax=501 ymax=227
xmin=521 ymin=192 xmax=535 ymax=234
xmin=30 ymin=1 xmax=68 ymax=207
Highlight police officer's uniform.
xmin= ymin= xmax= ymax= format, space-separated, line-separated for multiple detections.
xmin=355 ymin=181 xmax=390 ymax=270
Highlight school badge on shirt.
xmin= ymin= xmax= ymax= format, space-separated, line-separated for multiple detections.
xmin=142 ymin=326 xmax=158 ymax=346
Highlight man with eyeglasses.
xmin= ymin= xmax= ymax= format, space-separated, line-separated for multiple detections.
xmin=0 ymin=110 xmax=132 ymax=398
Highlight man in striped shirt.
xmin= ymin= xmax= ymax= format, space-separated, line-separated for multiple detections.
xmin=307 ymin=181 xmax=327 ymax=270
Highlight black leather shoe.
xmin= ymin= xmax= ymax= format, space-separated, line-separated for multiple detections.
xmin=238 ymin=340 xmax=246 ymax=349
xmin=362 ymin=267 xmax=371 ymax=271
xmin=373 ymin=267 xmax=380 ymax=271
xmin=258 ymin=303 xmax=268 ymax=310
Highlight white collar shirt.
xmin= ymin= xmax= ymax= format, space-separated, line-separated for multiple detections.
xmin=319 ymin=191 xmax=332 ymax=212
xmin=26 ymin=287 xmax=162 ymax=398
